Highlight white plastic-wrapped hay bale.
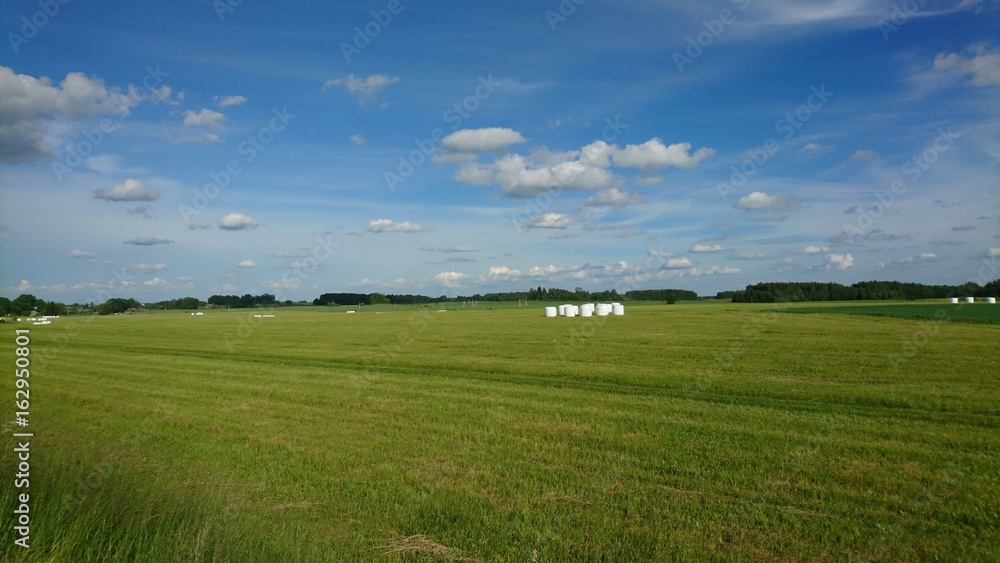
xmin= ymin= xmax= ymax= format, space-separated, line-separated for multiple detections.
xmin=565 ymin=306 xmax=578 ymax=317
xmin=988 ymin=297 xmax=997 ymax=304
xmin=544 ymin=307 xmax=557 ymax=317
xmin=580 ymin=305 xmax=593 ymax=317
xmin=596 ymin=303 xmax=612 ymax=316
xmin=557 ymin=304 xmax=568 ymax=316
xmin=965 ymin=297 xmax=975 ymax=304
xmin=612 ymin=304 xmax=625 ymax=316
xmin=949 ymin=297 xmax=959 ymax=304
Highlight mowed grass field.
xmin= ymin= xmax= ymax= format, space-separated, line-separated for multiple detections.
xmin=2 ymin=302 xmax=998 ymax=561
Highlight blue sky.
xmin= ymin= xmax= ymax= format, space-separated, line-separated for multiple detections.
xmin=0 ymin=0 xmax=997 ymax=303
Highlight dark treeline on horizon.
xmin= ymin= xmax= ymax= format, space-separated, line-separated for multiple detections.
xmin=729 ymin=280 xmax=1000 ymax=303
xmin=3 ymin=280 xmax=998 ymax=317
xmin=312 ymin=287 xmax=701 ymax=306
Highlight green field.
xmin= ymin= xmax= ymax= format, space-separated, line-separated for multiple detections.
xmin=2 ymin=302 xmax=998 ymax=561
xmin=777 ymin=301 xmax=1000 ymax=324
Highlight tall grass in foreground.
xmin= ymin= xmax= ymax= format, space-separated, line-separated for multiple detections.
xmin=1 ymin=302 xmax=998 ymax=560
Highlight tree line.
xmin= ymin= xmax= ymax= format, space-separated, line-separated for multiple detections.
xmin=728 ymin=280 xmax=1000 ymax=303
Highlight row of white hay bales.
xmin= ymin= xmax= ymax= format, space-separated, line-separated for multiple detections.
xmin=948 ymin=297 xmax=997 ymax=304
xmin=545 ymin=303 xmax=624 ymax=317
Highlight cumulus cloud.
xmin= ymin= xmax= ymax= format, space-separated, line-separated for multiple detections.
xmin=349 ymin=134 xmax=366 ymax=145
xmin=583 ymin=187 xmax=646 ymax=207
xmin=237 ymin=260 xmax=256 ymax=268
xmin=492 ymin=151 xmax=620 ymax=197
xmin=123 ymin=237 xmax=174 ymax=246
xmin=850 ymin=149 xmax=878 ymax=160
xmin=734 ymin=191 xmax=797 ymax=212
xmin=690 ymin=244 xmax=725 ymax=253
xmin=877 ymin=253 xmax=939 ymax=269
xmin=366 ymin=219 xmax=433 ymax=233
xmin=434 ymin=271 xmax=469 ymax=287
xmin=797 ymin=143 xmax=835 ymax=156
xmin=803 ymin=245 xmax=830 ymax=254
xmin=933 ymin=45 xmax=1000 ymax=87
xmin=128 ymin=263 xmax=167 ymax=273
xmin=441 ymin=128 xmax=527 ymax=153
xmin=451 ymin=138 xmax=712 ymax=198
xmin=93 ymin=178 xmax=159 ymax=201
xmin=826 ymin=253 xmax=854 ymax=270
xmin=215 ymin=95 xmax=247 ymax=107
xmin=67 ymin=248 xmax=95 ymax=259
xmin=454 ymin=163 xmax=495 ymax=186
xmin=143 ymin=277 xmax=169 ymax=288
xmin=481 ymin=266 xmax=523 ymax=281
xmin=730 ymin=251 xmax=772 ymax=260
xmin=219 ymin=213 xmax=260 ymax=231
xmin=664 ymin=257 xmax=695 ymax=269
xmin=323 ymin=73 xmax=399 ymax=105
xmin=520 ymin=213 xmax=574 ymax=229
xmin=183 ymin=108 xmax=225 ymax=128
xmin=611 ymin=138 xmax=715 ymax=173
xmin=0 ymin=65 xmax=163 ymax=163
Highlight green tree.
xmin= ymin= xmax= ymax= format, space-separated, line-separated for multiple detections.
xmin=0 ymin=296 xmax=12 ymax=315
xmin=11 ymin=294 xmax=38 ymax=315
xmin=369 ymin=292 xmax=390 ymax=305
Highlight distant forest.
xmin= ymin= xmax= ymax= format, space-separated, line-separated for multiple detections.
xmin=728 ymin=280 xmax=1000 ymax=303
xmin=3 ymin=281 xmax=998 ymax=317
xmin=312 ymin=288 xmax=700 ymax=306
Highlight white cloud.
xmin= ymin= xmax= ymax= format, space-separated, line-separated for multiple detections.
xmin=611 ymin=138 xmax=715 ymax=172
xmin=67 ymin=248 xmax=95 ymax=259
xmin=481 ymin=266 xmax=523 ymax=281
xmin=734 ymin=191 xmax=797 ymax=212
xmin=934 ymin=45 xmax=1000 ymax=87
xmin=492 ymin=153 xmax=619 ymax=197
xmin=797 ymin=142 xmax=835 ymax=156
xmin=0 ymin=66 xmax=153 ymax=163
xmin=143 ymin=277 xmax=168 ymax=288
xmin=215 ymin=95 xmax=247 ymax=107
xmin=441 ymin=245 xmax=479 ymax=253
xmin=441 ymin=128 xmax=527 ymax=153
xmin=129 ymin=263 xmax=167 ymax=273
xmin=521 ymin=213 xmax=574 ymax=229
xmin=850 ymin=149 xmax=878 ymax=161
xmin=730 ymin=251 xmax=772 ymax=260
xmin=664 ymin=257 xmax=695 ymax=269
xmin=183 ymin=108 xmax=226 ymax=128
xmin=349 ymin=134 xmax=366 ymax=145
xmin=803 ymin=245 xmax=831 ymax=254
xmin=826 ymin=253 xmax=854 ymax=270
xmin=323 ymin=73 xmax=400 ymax=105
xmin=173 ymin=133 xmax=220 ymax=144
xmin=690 ymin=244 xmax=725 ymax=253
xmin=434 ymin=271 xmax=469 ymax=287
xmin=237 ymin=260 xmax=256 ymax=268
xmin=219 ymin=213 xmax=260 ymax=231
xmin=701 ymin=266 xmax=741 ymax=275
xmin=455 ymin=163 xmax=495 ymax=185
xmin=94 ymin=178 xmax=159 ymax=201
xmin=987 ymin=247 xmax=1000 ymax=257
xmin=878 ymin=253 xmax=940 ymax=268
xmin=366 ymin=219 xmax=433 ymax=233
xmin=583 ymin=187 xmax=646 ymax=207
